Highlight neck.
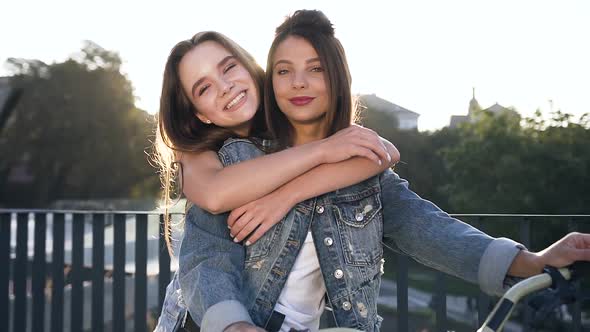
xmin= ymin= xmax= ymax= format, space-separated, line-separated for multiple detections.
xmin=230 ymin=122 xmax=252 ymax=138
xmin=292 ymin=120 xmax=329 ymax=146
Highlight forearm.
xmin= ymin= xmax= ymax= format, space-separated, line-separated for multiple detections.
xmin=509 ymin=232 xmax=590 ymax=280
xmin=276 ymin=157 xmax=393 ymax=206
xmin=272 ymin=136 xmax=398 ymax=205
xmin=183 ymin=140 xmax=326 ymax=213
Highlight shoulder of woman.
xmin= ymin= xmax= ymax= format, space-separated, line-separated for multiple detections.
xmin=219 ymin=136 xmax=280 ymax=151
xmin=221 ymin=137 xmax=256 ymax=148
xmin=217 ymin=137 xmax=267 ymax=166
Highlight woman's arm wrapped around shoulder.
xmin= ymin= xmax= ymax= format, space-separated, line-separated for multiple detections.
xmin=180 ymin=125 xmax=392 ymax=214
xmin=227 ymin=135 xmax=399 ymax=244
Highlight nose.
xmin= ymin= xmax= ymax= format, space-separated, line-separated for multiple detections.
xmin=219 ymin=79 xmax=234 ymax=96
xmin=291 ymin=71 xmax=308 ymax=90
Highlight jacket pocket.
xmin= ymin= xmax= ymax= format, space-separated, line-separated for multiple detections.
xmin=333 ymin=188 xmax=383 ymax=266
xmin=244 ymin=220 xmax=283 ymax=264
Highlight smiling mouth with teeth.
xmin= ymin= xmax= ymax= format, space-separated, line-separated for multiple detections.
xmin=225 ymin=91 xmax=246 ymax=110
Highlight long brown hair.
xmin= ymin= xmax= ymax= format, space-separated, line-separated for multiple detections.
xmin=264 ymin=10 xmax=356 ymax=149
xmin=154 ymin=31 xmax=266 ymax=255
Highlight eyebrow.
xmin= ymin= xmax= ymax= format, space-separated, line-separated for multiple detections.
xmin=191 ymin=55 xmax=236 ymax=97
xmin=273 ymin=57 xmax=321 ymax=68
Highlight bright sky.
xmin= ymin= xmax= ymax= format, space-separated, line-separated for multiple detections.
xmin=2 ymin=0 xmax=589 ymax=131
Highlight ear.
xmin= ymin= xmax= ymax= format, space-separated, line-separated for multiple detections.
xmin=195 ymin=113 xmax=212 ymax=124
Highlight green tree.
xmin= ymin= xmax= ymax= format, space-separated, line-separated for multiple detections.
xmin=439 ymin=108 xmax=590 ymax=214
xmin=520 ymin=110 xmax=590 ymax=213
xmin=438 ymin=109 xmax=526 ymax=212
xmin=359 ymin=102 xmax=459 ymax=209
xmin=0 ymin=41 xmax=159 ymax=207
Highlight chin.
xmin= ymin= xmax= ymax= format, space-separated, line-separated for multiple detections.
xmin=243 ymin=106 xmax=258 ymax=119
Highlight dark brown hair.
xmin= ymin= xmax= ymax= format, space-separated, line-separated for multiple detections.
xmin=154 ymin=31 xmax=266 ymax=254
xmin=265 ymin=10 xmax=356 ymax=149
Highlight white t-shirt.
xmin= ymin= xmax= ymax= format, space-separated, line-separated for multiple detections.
xmin=274 ymin=232 xmax=326 ymax=332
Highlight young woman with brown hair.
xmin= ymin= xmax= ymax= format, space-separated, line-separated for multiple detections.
xmin=172 ymin=11 xmax=590 ymax=332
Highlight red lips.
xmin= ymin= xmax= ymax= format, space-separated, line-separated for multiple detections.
xmin=289 ymin=96 xmax=315 ymax=106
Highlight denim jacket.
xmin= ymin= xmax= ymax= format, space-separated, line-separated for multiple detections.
xmin=154 ymin=138 xmax=524 ymax=332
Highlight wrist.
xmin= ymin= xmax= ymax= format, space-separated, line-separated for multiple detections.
xmin=509 ymin=250 xmax=544 ymax=277
xmin=310 ymin=139 xmax=328 ymax=164
xmin=276 ymin=185 xmax=300 ymax=207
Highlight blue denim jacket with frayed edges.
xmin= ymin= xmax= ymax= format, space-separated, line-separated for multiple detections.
xmin=154 ymin=138 xmax=524 ymax=332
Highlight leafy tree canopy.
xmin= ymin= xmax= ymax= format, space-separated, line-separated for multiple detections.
xmin=0 ymin=41 xmax=159 ymax=207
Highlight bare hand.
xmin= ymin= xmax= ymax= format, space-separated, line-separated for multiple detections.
xmin=538 ymin=232 xmax=590 ymax=267
xmin=380 ymin=137 xmax=400 ymax=166
xmin=228 ymin=190 xmax=294 ymax=245
xmin=224 ymin=322 xmax=266 ymax=332
xmin=319 ymin=124 xmax=390 ymax=165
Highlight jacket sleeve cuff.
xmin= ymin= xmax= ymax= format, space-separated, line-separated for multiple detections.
xmin=201 ymin=300 xmax=253 ymax=332
xmin=478 ymin=237 xmax=526 ymax=296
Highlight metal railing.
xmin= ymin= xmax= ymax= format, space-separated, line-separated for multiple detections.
xmin=1 ymin=209 xmax=183 ymax=332
xmin=1 ymin=210 xmax=589 ymax=332
xmin=393 ymin=214 xmax=590 ymax=332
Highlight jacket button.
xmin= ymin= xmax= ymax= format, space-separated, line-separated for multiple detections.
xmin=355 ymin=213 xmax=364 ymax=221
xmin=324 ymin=237 xmax=333 ymax=246
xmin=342 ymin=301 xmax=352 ymax=311
xmin=316 ymin=205 xmax=325 ymax=214
xmin=334 ymin=269 xmax=344 ymax=279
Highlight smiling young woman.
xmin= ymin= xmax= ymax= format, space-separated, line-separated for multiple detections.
xmin=171 ymin=10 xmax=590 ymax=332
xmin=155 ymin=31 xmax=397 ymax=248
xmin=152 ymin=28 xmax=400 ymax=332
xmin=178 ymin=41 xmax=259 ymax=136
xmin=271 ymin=36 xmax=331 ymax=143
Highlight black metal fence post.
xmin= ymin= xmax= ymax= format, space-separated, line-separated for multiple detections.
xmin=135 ymin=214 xmax=148 ymax=332
xmin=520 ymin=217 xmax=532 ymax=332
xmin=113 ymin=213 xmax=126 ymax=332
xmin=0 ymin=213 xmax=12 ymax=332
xmin=13 ymin=213 xmax=29 ymax=332
xmin=434 ymin=272 xmax=447 ymax=332
xmin=51 ymin=213 xmax=65 ymax=332
xmin=32 ymin=212 xmax=47 ymax=332
xmin=92 ymin=213 xmax=105 ymax=332
xmin=71 ymin=213 xmax=85 ymax=332
xmin=568 ymin=218 xmax=582 ymax=332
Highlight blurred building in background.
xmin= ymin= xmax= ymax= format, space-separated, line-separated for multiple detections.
xmin=449 ymin=88 xmax=518 ymax=128
xmin=359 ymin=93 xmax=420 ymax=130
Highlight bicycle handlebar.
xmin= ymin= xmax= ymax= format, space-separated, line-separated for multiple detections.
xmin=477 ymin=263 xmax=586 ymax=332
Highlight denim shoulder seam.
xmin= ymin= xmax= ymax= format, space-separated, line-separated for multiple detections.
xmin=221 ymin=137 xmax=256 ymax=149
